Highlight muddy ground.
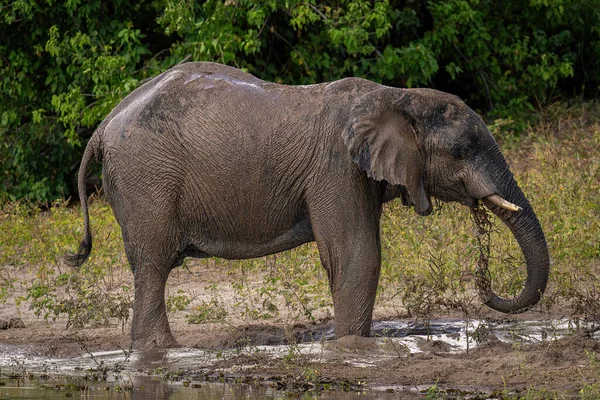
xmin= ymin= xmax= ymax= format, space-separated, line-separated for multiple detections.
xmin=1 ymin=301 xmax=599 ymax=398
xmin=0 ymin=257 xmax=599 ymax=398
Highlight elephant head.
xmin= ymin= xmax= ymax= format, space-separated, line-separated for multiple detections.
xmin=343 ymin=87 xmax=550 ymax=313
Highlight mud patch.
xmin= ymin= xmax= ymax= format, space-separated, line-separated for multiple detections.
xmin=1 ymin=317 xmax=598 ymax=398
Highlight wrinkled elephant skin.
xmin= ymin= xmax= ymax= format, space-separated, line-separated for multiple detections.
xmin=67 ymin=62 xmax=550 ymax=349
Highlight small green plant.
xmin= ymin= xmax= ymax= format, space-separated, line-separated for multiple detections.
xmin=185 ymin=299 xmax=228 ymax=324
xmin=282 ymin=341 xmax=302 ymax=365
xmin=300 ymin=367 xmax=321 ymax=384
xmin=518 ymin=387 xmax=561 ymax=400
xmin=0 ymin=277 xmax=15 ymax=304
xmin=228 ymin=251 xmax=330 ymax=323
xmin=20 ymin=270 xmax=132 ymax=329
xmin=585 ymin=350 xmax=600 ymax=381
xmin=276 ymin=338 xmax=327 ymax=391
xmin=580 ymin=383 xmax=600 ymax=400
xmin=166 ymin=290 xmax=191 ymax=312
xmin=467 ymin=319 xmax=496 ymax=346
xmin=425 ymin=381 xmax=441 ymax=400
xmin=2 ymin=200 xmax=132 ymax=329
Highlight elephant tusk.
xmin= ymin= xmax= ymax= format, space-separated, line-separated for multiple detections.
xmin=486 ymin=194 xmax=522 ymax=212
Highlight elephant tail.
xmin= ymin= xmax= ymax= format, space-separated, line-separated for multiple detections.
xmin=65 ymin=132 xmax=102 ymax=268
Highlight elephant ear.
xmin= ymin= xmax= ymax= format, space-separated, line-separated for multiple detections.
xmin=343 ymin=88 xmax=431 ymax=215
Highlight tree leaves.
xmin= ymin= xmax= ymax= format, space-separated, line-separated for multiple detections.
xmin=1 ymin=0 xmax=598 ymax=202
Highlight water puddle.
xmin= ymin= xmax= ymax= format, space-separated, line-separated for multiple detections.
xmin=0 ymin=318 xmax=597 ymax=399
xmin=0 ymin=376 xmax=405 ymax=399
xmin=0 ymin=376 xmax=393 ymax=399
xmin=372 ymin=317 xmax=599 ymax=353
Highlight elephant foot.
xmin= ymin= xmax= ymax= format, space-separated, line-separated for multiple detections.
xmin=334 ymin=323 xmax=372 ymax=339
xmin=133 ymin=332 xmax=180 ymax=350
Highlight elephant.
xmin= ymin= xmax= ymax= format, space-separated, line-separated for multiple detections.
xmin=67 ymin=62 xmax=550 ymax=350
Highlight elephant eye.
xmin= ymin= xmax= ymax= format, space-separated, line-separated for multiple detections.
xmin=451 ymin=134 xmax=480 ymax=160
xmin=451 ymin=145 xmax=470 ymax=160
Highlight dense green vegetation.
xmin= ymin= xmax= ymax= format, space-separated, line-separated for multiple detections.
xmin=2 ymin=0 xmax=599 ymax=202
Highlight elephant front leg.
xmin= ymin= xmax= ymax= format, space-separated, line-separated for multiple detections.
xmin=316 ymin=231 xmax=381 ymax=338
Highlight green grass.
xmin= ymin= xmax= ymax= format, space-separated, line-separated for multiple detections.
xmin=377 ymin=101 xmax=600 ymax=320
xmin=0 ymin=197 xmax=131 ymax=326
xmin=0 ymin=102 xmax=599 ymax=330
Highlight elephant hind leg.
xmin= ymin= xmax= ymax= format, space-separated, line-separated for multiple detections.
xmin=123 ymin=236 xmax=180 ymax=350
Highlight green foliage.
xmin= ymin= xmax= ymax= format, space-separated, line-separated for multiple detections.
xmin=425 ymin=382 xmax=441 ymax=400
xmin=580 ymin=351 xmax=600 ymax=399
xmin=2 ymin=0 xmax=599 ymax=201
xmin=166 ymin=289 xmax=192 ymax=312
xmin=156 ymin=0 xmax=596 ymax=102
xmin=1 ymin=199 xmax=132 ymax=328
xmin=1 ymin=0 xmax=162 ymax=202
xmin=227 ymin=250 xmax=330 ymax=323
xmin=580 ymin=385 xmax=600 ymax=400
xmin=21 ymin=269 xmax=132 ymax=329
xmin=185 ymin=299 xmax=228 ymax=324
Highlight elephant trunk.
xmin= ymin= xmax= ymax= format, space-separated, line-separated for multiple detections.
xmin=479 ymin=169 xmax=550 ymax=313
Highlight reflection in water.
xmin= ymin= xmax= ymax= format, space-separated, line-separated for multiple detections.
xmin=0 ymin=376 xmax=402 ymax=399
xmin=0 ymin=376 xmax=252 ymax=400
xmin=136 ymin=348 xmax=170 ymax=369
xmin=130 ymin=375 xmax=175 ymax=400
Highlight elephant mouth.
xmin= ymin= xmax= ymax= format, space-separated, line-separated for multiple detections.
xmin=431 ymin=192 xmax=521 ymax=214
xmin=469 ymin=194 xmax=522 ymax=212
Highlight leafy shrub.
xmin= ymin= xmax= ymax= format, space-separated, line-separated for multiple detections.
xmin=20 ymin=269 xmax=132 ymax=329
xmin=166 ymin=289 xmax=192 ymax=312
xmin=2 ymin=199 xmax=132 ymax=329
xmin=2 ymin=0 xmax=599 ymax=203
xmin=1 ymin=1 xmax=162 ymax=202
xmin=186 ymin=299 xmax=228 ymax=324
xmin=228 ymin=251 xmax=331 ymax=323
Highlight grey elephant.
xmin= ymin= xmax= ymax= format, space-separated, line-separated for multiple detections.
xmin=68 ymin=62 xmax=549 ymax=349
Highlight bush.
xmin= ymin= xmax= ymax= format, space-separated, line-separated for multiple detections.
xmin=0 ymin=0 xmax=164 ymax=202
xmin=186 ymin=299 xmax=228 ymax=324
xmin=2 ymin=0 xmax=599 ymax=202
xmin=22 ymin=272 xmax=132 ymax=329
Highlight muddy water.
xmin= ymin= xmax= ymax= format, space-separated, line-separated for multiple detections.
xmin=0 ymin=318 xmax=597 ymax=399
xmin=0 ymin=376 xmax=402 ymax=399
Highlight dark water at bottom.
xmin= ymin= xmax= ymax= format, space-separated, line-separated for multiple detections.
xmin=0 ymin=375 xmax=404 ymax=399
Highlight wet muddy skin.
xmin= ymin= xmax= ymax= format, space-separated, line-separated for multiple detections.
xmin=1 ymin=318 xmax=598 ymax=399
